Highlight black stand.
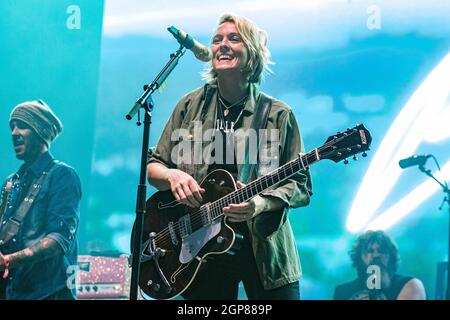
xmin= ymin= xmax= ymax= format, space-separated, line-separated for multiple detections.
xmin=418 ymin=164 xmax=450 ymax=300
xmin=126 ymin=45 xmax=186 ymax=300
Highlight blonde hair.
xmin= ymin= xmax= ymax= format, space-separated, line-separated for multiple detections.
xmin=202 ymin=13 xmax=273 ymax=85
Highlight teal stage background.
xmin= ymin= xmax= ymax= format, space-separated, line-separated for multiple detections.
xmin=1 ymin=0 xmax=450 ymax=299
xmin=0 ymin=0 xmax=104 ymax=256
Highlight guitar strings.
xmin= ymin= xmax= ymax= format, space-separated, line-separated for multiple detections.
xmin=153 ymin=131 xmax=357 ymax=246
xmin=154 ymin=147 xmax=318 ymax=243
xmin=152 ymin=131 xmax=359 ymax=246
xmin=153 ymin=154 xmax=308 ymax=247
xmin=153 ymin=132 xmax=356 ymax=248
xmin=154 ymin=150 xmax=325 ymax=247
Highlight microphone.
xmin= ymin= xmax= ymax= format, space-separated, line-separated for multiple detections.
xmin=399 ymin=154 xmax=431 ymax=169
xmin=167 ymin=26 xmax=212 ymax=62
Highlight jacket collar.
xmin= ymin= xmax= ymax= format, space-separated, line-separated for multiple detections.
xmin=207 ymin=82 xmax=260 ymax=115
xmin=22 ymin=151 xmax=54 ymax=178
xmin=242 ymin=83 xmax=260 ymax=115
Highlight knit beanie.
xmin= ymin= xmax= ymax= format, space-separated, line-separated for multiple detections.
xmin=9 ymin=99 xmax=63 ymax=146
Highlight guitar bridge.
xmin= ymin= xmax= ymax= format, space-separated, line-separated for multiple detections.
xmin=168 ymin=221 xmax=178 ymax=246
xmin=199 ymin=203 xmax=212 ymax=226
xmin=179 ymin=214 xmax=192 ymax=239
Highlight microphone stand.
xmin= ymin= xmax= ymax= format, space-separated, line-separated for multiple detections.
xmin=418 ymin=165 xmax=450 ymax=300
xmin=126 ymin=45 xmax=186 ymax=300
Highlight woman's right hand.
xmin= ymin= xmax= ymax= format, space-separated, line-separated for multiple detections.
xmin=165 ymin=169 xmax=205 ymax=208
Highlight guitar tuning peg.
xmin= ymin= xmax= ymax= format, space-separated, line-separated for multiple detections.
xmin=362 ymin=152 xmax=367 ymax=157
xmin=353 ymin=155 xmax=358 ymax=161
xmin=344 ymin=159 xmax=349 ymax=165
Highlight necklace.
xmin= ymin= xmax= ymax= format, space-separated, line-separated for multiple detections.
xmin=216 ymin=96 xmax=246 ymax=134
xmin=218 ymin=94 xmax=248 ymax=117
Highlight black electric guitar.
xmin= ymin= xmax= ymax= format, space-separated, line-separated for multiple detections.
xmin=135 ymin=124 xmax=372 ymax=299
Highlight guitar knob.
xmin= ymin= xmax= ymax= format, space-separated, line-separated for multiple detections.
xmin=156 ymin=248 xmax=166 ymax=256
xmin=362 ymin=152 xmax=367 ymax=157
xmin=153 ymin=283 xmax=161 ymax=292
xmin=344 ymin=159 xmax=349 ymax=165
xmin=217 ymin=236 xmax=225 ymax=244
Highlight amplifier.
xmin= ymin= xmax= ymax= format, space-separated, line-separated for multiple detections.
xmin=76 ymin=254 xmax=131 ymax=300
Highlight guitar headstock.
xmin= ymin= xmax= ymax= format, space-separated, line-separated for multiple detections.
xmin=319 ymin=124 xmax=372 ymax=163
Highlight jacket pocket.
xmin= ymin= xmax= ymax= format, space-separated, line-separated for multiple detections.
xmin=252 ymin=206 xmax=289 ymax=240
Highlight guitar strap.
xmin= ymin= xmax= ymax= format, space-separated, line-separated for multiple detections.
xmin=237 ymin=93 xmax=272 ymax=184
xmin=201 ymin=84 xmax=213 ymax=119
xmin=0 ymin=160 xmax=58 ymax=246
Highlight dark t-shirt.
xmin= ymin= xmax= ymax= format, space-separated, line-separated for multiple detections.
xmin=333 ymin=274 xmax=414 ymax=300
xmin=208 ymin=95 xmax=248 ymax=236
xmin=208 ymin=95 xmax=246 ymax=178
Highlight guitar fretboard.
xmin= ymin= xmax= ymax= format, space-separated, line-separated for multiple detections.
xmin=207 ymin=149 xmax=319 ymax=220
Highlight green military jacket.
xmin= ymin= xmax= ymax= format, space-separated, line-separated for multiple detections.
xmin=148 ymin=83 xmax=312 ymax=290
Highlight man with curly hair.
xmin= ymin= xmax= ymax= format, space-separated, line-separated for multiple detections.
xmin=333 ymin=230 xmax=426 ymax=300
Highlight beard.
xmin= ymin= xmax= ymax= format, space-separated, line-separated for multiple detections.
xmin=371 ymin=257 xmax=387 ymax=270
xmin=357 ymin=258 xmax=393 ymax=281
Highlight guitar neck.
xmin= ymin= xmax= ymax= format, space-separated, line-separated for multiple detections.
xmin=209 ymin=149 xmax=320 ymax=219
xmin=0 ymin=181 xmax=13 ymax=224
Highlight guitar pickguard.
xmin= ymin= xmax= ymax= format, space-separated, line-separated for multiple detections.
xmin=179 ymin=219 xmax=221 ymax=264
